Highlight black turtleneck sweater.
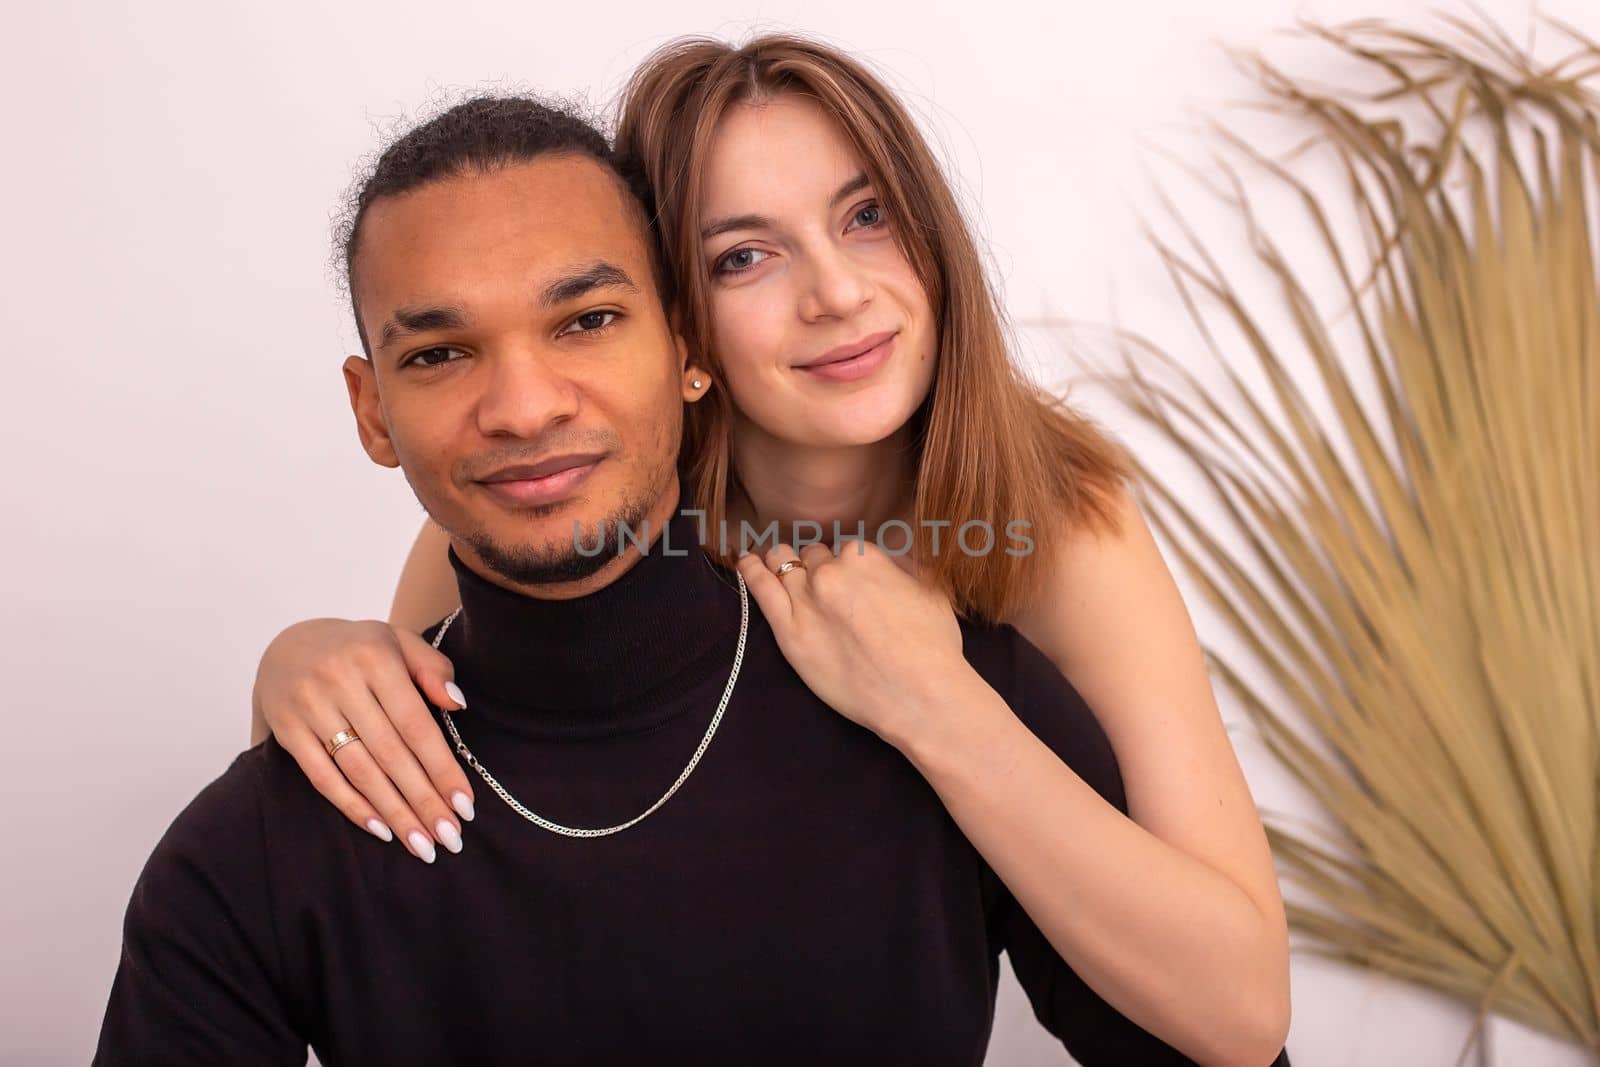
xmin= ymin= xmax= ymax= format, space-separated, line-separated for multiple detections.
xmin=95 ymin=508 xmax=1290 ymax=1066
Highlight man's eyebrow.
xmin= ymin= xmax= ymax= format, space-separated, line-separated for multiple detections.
xmin=539 ymin=262 xmax=640 ymax=308
xmin=378 ymin=305 xmax=468 ymax=350
xmin=700 ymin=171 xmax=873 ymax=241
xmin=374 ymin=263 xmax=638 ymax=350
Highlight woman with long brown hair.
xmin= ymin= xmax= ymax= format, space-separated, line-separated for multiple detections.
xmin=252 ymin=34 xmax=1291 ymax=1064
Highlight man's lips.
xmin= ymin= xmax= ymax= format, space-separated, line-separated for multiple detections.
xmin=480 ymin=452 xmax=606 ymax=482
xmin=476 ymin=456 xmax=602 ymax=507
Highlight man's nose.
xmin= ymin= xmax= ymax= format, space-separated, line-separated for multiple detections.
xmin=473 ymin=347 xmax=581 ymax=439
xmin=796 ymin=242 xmax=873 ymax=322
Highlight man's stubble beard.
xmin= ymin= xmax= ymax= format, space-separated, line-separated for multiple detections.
xmin=460 ymin=493 xmax=655 ymax=585
xmin=417 ymin=453 xmax=677 ymax=587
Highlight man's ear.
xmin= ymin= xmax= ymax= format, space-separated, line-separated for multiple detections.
xmin=342 ymin=355 xmax=400 ymax=467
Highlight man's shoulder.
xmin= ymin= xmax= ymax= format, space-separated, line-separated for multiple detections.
xmin=102 ymin=743 xmax=320 ymax=1062
xmin=150 ymin=739 xmax=334 ymax=867
xmin=121 ymin=738 xmax=351 ymax=966
xmin=159 ymin=744 xmax=269 ymax=845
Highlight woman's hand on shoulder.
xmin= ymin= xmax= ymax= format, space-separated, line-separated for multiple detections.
xmin=252 ymin=617 xmax=475 ymax=864
xmin=734 ymin=539 xmax=972 ymax=744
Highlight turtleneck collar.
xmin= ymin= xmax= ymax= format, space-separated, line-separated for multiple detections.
xmin=435 ymin=507 xmax=746 ymax=737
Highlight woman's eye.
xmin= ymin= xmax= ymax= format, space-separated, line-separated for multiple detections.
xmin=714 ymin=247 xmax=771 ymax=275
xmin=560 ymin=310 xmax=619 ymax=335
xmin=407 ymin=346 xmax=465 ymax=369
xmin=847 ymin=202 xmax=885 ymax=230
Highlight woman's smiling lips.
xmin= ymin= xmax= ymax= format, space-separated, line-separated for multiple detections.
xmin=796 ymin=331 xmax=897 ymax=383
xmin=476 ymin=456 xmax=602 ymax=507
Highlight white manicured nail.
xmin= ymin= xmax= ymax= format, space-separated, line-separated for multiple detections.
xmin=407 ymin=831 xmax=437 ymax=864
xmin=436 ymin=820 xmax=463 ymax=854
xmin=365 ymin=819 xmax=393 ymax=843
xmin=451 ymin=792 xmax=475 ymax=822
xmin=444 ymin=681 xmax=466 ymax=708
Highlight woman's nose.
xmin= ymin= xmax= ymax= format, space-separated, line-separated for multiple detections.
xmin=796 ymin=244 xmax=873 ymax=322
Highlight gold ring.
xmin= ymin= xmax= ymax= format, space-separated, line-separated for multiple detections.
xmin=324 ymin=729 xmax=362 ymax=757
xmin=774 ymin=559 xmax=806 ymax=577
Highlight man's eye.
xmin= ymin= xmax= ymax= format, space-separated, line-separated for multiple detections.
xmin=714 ymin=247 xmax=771 ymax=275
xmin=847 ymin=202 xmax=885 ymax=230
xmin=560 ymin=310 xmax=619 ymax=336
xmin=407 ymin=346 xmax=465 ymax=368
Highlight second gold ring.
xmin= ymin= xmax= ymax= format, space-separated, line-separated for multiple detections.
xmin=324 ymin=729 xmax=362 ymax=757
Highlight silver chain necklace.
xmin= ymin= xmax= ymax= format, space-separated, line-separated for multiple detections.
xmin=431 ymin=568 xmax=748 ymax=838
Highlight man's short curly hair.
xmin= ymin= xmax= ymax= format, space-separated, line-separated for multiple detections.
xmin=333 ymin=93 xmax=668 ymax=355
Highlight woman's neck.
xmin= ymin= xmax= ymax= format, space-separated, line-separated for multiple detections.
xmin=727 ymin=417 xmax=916 ymax=550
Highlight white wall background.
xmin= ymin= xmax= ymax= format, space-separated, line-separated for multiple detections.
xmin=3 ymin=1 xmax=1591 ymax=1064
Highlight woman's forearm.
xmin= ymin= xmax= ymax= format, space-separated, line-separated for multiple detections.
xmin=388 ymin=516 xmax=461 ymax=632
xmin=249 ymin=694 xmax=270 ymax=747
xmin=892 ymin=670 xmax=1289 ymax=1067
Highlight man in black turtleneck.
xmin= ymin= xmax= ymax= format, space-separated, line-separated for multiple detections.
xmin=95 ymin=97 xmax=1287 ymax=1066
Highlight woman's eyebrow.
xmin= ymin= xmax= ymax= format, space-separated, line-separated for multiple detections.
xmin=828 ymin=171 xmax=870 ymax=208
xmin=700 ymin=171 xmax=871 ymax=241
xmin=701 ymin=212 xmax=770 ymax=241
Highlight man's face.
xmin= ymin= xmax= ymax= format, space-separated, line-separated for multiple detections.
xmin=343 ymin=155 xmax=698 ymax=593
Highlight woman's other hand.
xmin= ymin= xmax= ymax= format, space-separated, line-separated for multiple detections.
xmin=734 ymin=538 xmax=971 ymax=746
xmin=252 ymin=618 xmax=475 ymax=864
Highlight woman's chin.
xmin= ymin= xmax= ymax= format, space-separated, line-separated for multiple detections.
xmin=751 ymin=393 xmax=923 ymax=451
xmin=806 ymin=412 xmax=918 ymax=449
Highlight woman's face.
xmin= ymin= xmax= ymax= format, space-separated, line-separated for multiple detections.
xmin=698 ymin=93 xmax=938 ymax=450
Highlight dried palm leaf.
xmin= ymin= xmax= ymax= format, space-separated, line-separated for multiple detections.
xmin=1055 ymin=13 xmax=1599 ymax=1063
